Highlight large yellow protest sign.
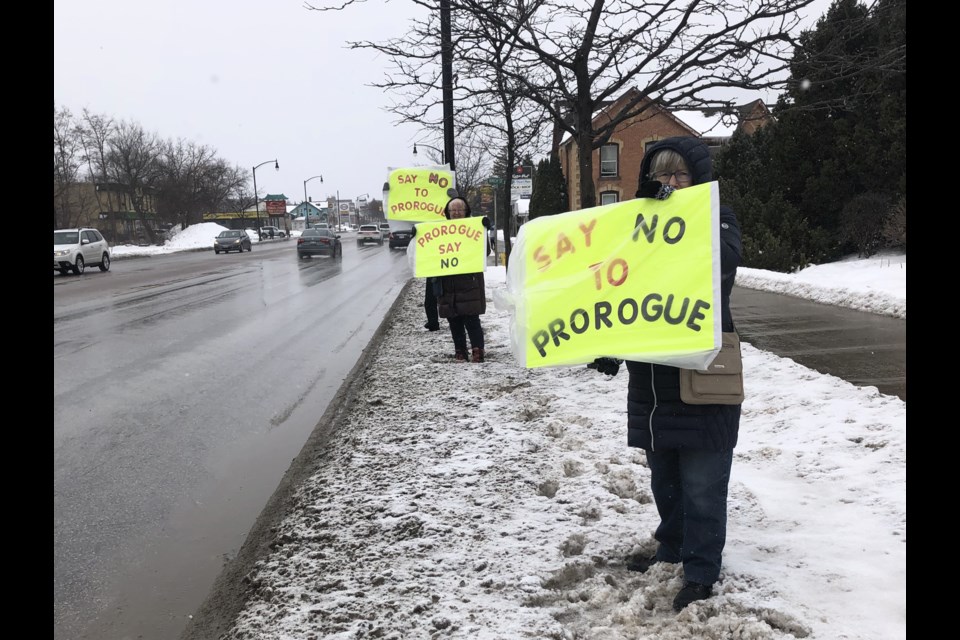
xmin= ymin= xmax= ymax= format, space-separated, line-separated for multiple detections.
xmin=500 ymin=182 xmax=722 ymax=369
xmin=385 ymin=167 xmax=458 ymax=222
xmin=408 ymin=217 xmax=487 ymax=277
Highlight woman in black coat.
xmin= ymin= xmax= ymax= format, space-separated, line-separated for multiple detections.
xmin=435 ymin=197 xmax=490 ymax=362
xmin=591 ymin=136 xmax=742 ymax=612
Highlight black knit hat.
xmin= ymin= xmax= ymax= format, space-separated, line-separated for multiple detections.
xmin=637 ymin=137 xmax=713 ymax=193
xmin=443 ymin=197 xmax=472 ymax=220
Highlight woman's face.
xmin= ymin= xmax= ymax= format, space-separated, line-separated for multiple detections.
xmin=447 ymin=199 xmax=468 ymax=219
xmin=651 ymin=159 xmax=693 ymax=189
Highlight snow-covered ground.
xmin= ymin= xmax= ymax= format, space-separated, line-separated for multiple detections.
xmin=115 ymin=223 xmax=905 ymax=639
xmin=180 ymin=246 xmax=900 ymax=639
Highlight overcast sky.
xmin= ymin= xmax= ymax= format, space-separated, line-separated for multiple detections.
xmin=54 ymin=0 xmax=834 ymax=206
xmin=54 ymin=0 xmax=434 ymax=203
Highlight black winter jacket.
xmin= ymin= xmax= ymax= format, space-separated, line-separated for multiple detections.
xmin=437 ymin=272 xmax=486 ymax=318
xmin=435 ymin=207 xmax=490 ymax=319
xmin=625 ymin=136 xmax=742 ymax=452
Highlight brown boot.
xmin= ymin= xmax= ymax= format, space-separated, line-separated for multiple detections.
xmin=471 ymin=347 xmax=485 ymax=363
xmin=455 ymin=349 xmax=469 ymax=362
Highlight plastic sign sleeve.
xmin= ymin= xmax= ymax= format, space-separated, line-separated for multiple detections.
xmin=385 ymin=167 xmax=457 ymax=222
xmin=407 ymin=217 xmax=487 ymax=277
xmin=499 ymin=182 xmax=722 ymax=370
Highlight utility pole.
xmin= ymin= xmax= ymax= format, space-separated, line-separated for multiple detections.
xmin=440 ymin=0 xmax=455 ymax=171
xmin=493 ymin=188 xmax=498 ymax=265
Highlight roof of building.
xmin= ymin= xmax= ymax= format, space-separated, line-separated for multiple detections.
xmin=558 ymin=89 xmax=703 ymax=146
xmin=557 ymin=88 xmax=768 ymax=146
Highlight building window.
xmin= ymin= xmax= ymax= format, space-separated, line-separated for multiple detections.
xmin=600 ymin=144 xmax=619 ymax=177
xmin=600 ymin=191 xmax=619 ymax=206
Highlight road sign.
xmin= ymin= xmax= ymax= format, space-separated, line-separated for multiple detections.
xmin=511 ymin=180 xmax=532 ymax=197
xmin=486 ymin=177 xmax=504 ymax=187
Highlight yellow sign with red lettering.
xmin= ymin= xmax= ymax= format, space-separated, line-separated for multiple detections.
xmin=500 ymin=182 xmax=722 ymax=369
xmin=386 ymin=168 xmax=457 ymax=222
xmin=409 ymin=217 xmax=487 ymax=277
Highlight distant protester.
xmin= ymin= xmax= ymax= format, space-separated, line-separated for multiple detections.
xmin=433 ymin=197 xmax=491 ymax=362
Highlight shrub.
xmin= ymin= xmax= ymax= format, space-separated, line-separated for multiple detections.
xmin=838 ymin=192 xmax=890 ymax=258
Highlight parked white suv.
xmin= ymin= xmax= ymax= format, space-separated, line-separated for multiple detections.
xmin=54 ymin=228 xmax=112 ymax=275
xmin=259 ymin=226 xmax=286 ymax=239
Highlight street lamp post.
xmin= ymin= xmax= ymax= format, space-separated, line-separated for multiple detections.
xmin=412 ymin=142 xmax=444 ymax=165
xmin=252 ymin=159 xmax=279 ymax=240
xmin=355 ymin=193 xmax=369 ymax=226
xmin=303 ymin=174 xmax=324 ymax=229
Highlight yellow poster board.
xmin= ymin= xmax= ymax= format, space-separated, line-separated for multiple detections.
xmin=501 ymin=182 xmax=722 ymax=369
xmin=409 ymin=217 xmax=487 ymax=277
xmin=385 ymin=167 xmax=458 ymax=222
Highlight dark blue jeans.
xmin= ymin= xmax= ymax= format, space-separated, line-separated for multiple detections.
xmin=646 ymin=447 xmax=733 ymax=585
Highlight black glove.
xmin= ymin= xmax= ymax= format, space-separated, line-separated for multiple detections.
xmin=587 ymin=357 xmax=622 ymax=376
xmin=636 ymin=180 xmax=662 ymax=199
xmin=636 ymin=180 xmax=676 ymax=200
xmin=481 ymin=216 xmax=491 ymax=228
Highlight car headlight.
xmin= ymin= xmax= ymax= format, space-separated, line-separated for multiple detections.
xmin=54 ymin=249 xmax=70 ymax=257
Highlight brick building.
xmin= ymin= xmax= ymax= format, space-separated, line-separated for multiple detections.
xmin=557 ymin=89 xmax=772 ymax=211
xmin=54 ymin=182 xmax=160 ymax=245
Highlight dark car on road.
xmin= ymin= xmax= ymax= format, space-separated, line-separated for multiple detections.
xmin=214 ymin=229 xmax=252 ymax=254
xmin=388 ymin=226 xmax=414 ymax=249
xmin=297 ymin=228 xmax=342 ymax=259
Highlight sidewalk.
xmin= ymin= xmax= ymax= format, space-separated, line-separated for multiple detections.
xmin=183 ymin=271 xmax=906 ymax=640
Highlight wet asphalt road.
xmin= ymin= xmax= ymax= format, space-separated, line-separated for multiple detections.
xmin=731 ymin=286 xmax=906 ymax=402
xmin=54 ymin=238 xmax=412 ymax=640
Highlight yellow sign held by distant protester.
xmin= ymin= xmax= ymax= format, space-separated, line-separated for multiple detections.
xmin=409 ymin=217 xmax=487 ymax=277
xmin=386 ymin=168 xmax=457 ymax=222
xmin=498 ymin=182 xmax=722 ymax=369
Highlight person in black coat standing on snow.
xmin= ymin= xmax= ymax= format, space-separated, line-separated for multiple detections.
xmin=589 ymin=136 xmax=742 ymax=612
xmin=433 ymin=196 xmax=490 ymax=362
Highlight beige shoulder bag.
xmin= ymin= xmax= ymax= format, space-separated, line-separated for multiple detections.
xmin=679 ymin=331 xmax=745 ymax=405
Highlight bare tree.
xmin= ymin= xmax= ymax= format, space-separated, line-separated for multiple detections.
xmin=310 ymin=0 xmax=817 ymax=209
xmin=465 ymin=0 xmax=822 ymax=208
xmin=444 ymin=128 xmax=491 ymax=207
xmin=310 ymin=0 xmax=551 ymax=260
xmin=54 ymin=104 xmax=87 ymax=229
xmin=453 ymin=8 xmax=553 ymax=260
xmin=157 ymin=140 xmax=225 ymax=229
xmin=105 ymin=120 xmax=164 ymax=244
xmin=229 ymin=183 xmax=259 ymax=228
xmin=76 ymin=109 xmax=119 ymax=237
xmin=200 ymin=161 xmax=249 ymax=223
